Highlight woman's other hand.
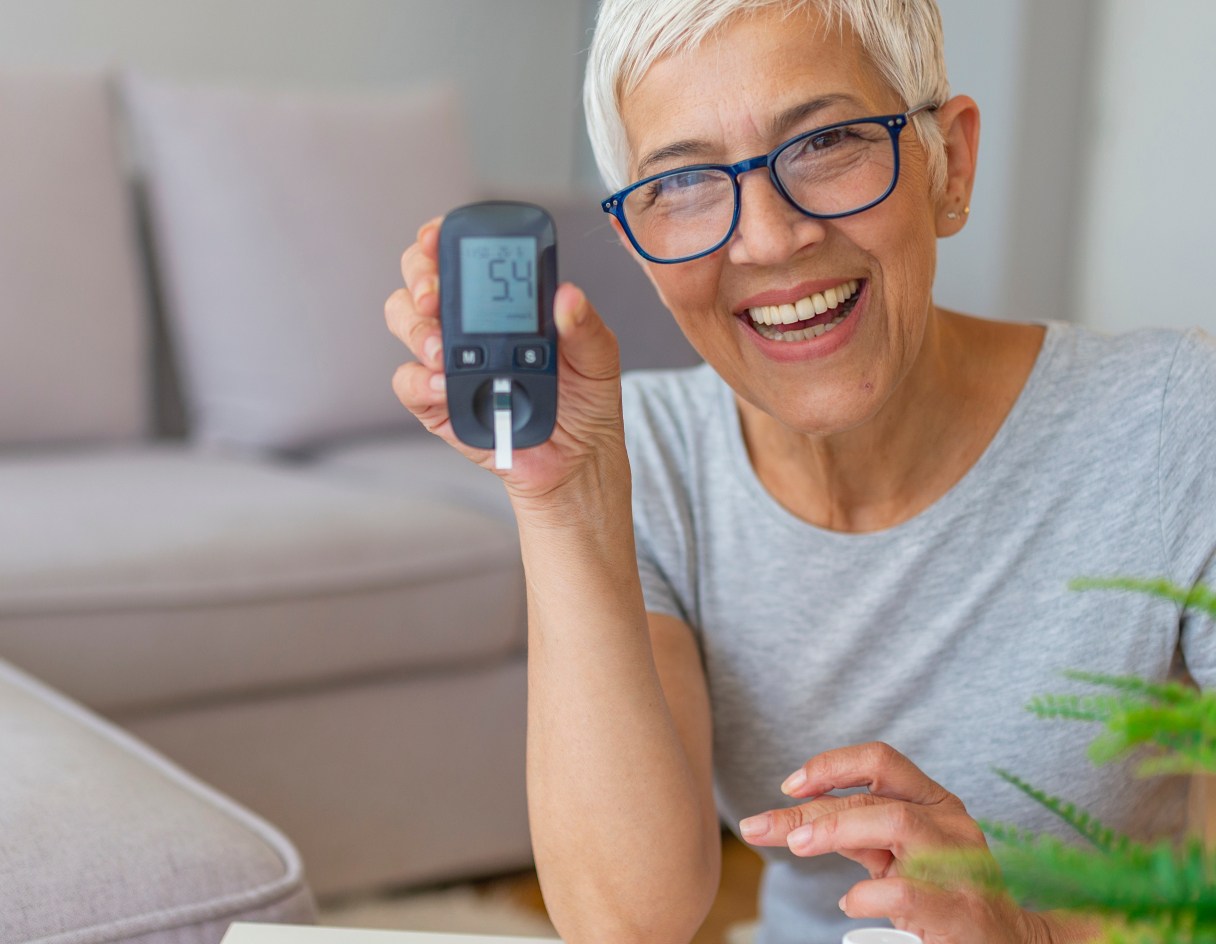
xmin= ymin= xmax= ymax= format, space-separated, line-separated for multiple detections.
xmin=738 ymin=743 xmax=1070 ymax=944
xmin=385 ymin=215 xmax=626 ymax=506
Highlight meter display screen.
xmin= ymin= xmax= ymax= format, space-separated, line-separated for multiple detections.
xmin=459 ymin=237 xmax=538 ymax=334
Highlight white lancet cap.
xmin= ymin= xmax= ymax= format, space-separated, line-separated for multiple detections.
xmin=843 ymin=930 xmax=924 ymax=944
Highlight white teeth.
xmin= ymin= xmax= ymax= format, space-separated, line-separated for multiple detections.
xmin=746 ymin=280 xmax=860 ymax=340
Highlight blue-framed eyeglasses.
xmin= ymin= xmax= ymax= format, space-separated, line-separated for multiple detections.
xmin=601 ymin=103 xmax=937 ymax=264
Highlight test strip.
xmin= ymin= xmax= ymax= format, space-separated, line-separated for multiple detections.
xmin=493 ymin=377 xmax=513 ymax=470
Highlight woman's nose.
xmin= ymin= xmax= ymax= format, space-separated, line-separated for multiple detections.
xmin=727 ymin=170 xmax=827 ymax=266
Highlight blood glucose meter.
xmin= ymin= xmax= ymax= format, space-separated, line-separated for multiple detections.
xmin=438 ymin=201 xmax=558 ymax=469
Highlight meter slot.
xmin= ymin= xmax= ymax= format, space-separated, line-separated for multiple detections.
xmin=492 ymin=377 xmax=513 ymax=469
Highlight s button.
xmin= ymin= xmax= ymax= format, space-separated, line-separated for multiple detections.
xmin=515 ymin=344 xmax=548 ymax=369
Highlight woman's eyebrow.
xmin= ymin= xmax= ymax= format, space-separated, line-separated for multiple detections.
xmin=633 ymin=93 xmax=864 ymax=179
xmin=768 ymin=94 xmax=857 ymax=138
xmin=636 ymin=139 xmax=712 ymax=178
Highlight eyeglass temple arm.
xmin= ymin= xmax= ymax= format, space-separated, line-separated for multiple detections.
xmin=906 ymin=102 xmax=939 ymax=118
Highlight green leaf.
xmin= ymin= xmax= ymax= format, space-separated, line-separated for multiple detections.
xmin=1070 ymin=577 xmax=1216 ymax=620
xmin=992 ymin=768 xmax=1126 ymax=851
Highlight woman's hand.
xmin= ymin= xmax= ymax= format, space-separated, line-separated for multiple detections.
xmin=738 ymin=742 xmax=1061 ymax=944
xmin=385 ymin=216 xmax=626 ymax=507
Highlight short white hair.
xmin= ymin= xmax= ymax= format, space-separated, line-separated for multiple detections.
xmin=584 ymin=0 xmax=952 ymax=195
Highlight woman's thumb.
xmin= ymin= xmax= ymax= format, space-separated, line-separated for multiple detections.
xmin=553 ymin=282 xmax=620 ymax=381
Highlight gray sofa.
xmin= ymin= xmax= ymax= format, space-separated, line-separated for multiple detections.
xmin=0 ymin=67 xmax=698 ymax=903
xmin=0 ymin=656 xmax=316 ymax=942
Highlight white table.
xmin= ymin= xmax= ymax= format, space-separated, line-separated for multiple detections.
xmin=221 ymin=925 xmax=558 ymax=944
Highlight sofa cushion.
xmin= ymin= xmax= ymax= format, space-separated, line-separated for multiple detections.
xmin=314 ymin=437 xmax=516 ymax=527
xmin=0 ymin=657 xmax=315 ymax=943
xmin=124 ymin=72 xmax=474 ymax=452
xmin=127 ymin=656 xmax=531 ymax=898
xmin=0 ymin=70 xmax=148 ymax=448
xmin=0 ymin=447 xmax=524 ymax=714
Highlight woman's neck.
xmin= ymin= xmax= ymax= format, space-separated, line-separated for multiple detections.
xmin=736 ymin=309 xmax=1046 ymax=533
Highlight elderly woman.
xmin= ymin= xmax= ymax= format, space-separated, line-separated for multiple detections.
xmin=386 ymin=0 xmax=1216 ymax=941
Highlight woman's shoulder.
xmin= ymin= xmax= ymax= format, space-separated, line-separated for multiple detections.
xmin=1046 ymin=321 xmax=1214 ymax=384
xmin=1032 ymin=322 xmax=1215 ymax=419
xmin=1028 ymin=321 xmax=1216 ymax=473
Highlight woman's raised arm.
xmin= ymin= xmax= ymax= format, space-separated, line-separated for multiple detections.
xmin=387 ymin=219 xmax=720 ymax=944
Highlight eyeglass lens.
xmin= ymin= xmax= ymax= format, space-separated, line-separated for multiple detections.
xmin=621 ymin=121 xmax=897 ymax=262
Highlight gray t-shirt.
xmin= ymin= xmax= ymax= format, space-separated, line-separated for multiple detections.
xmin=621 ymin=322 xmax=1216 ymax=944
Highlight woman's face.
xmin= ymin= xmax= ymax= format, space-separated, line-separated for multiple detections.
xmin=618 ymin=8 xmax=966 ymax=435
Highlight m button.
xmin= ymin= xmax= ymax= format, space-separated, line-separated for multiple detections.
xmin=515 ymin=344 xmax=548 ymax=369
xmin=453 ymin=346 xmax=484 ymax=369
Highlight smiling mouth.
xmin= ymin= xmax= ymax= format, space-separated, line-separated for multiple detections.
xmin=742 ymin=279 xmax=862 ymax=342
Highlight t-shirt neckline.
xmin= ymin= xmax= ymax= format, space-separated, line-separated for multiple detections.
xmin=719 ymin=321 xmax=1065 ymax=542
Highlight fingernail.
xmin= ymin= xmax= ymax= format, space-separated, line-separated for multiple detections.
xmin=414 ymin=275 xmax=437 ymax=305
xmin=739 ymin=814 xmax=769 ymax=840
xmin=424 ymin=334 xmax=442 ymax=363
xmin=787 ymin=823 xmax=814 ymax=851
xmin=781 ymin=769 xmax=806 ymax=795
xmin=569 ymin=285 xmax=588 ymax=326
xmin=838 ymin=895 xmax=847 ymax=912
xmin=429 ymin=373 xmax=445 ymax=393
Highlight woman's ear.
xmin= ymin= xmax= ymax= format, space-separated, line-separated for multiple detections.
xmin=609 ymin=214 xmax=672 ymax=308
xmin=933 ymin=95 xmax=981 ymax=238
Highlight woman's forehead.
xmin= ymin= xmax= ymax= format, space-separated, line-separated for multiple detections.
xmin=620 ymin=8 xmax=890 ymax=172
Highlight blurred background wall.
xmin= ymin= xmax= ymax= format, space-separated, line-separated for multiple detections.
xmin=0 ymin=0 xmax=584 ymax=191
xmin=0 ymin=0 xmax=1209 ymax=334
xmin=1077 ymin=0 xmax=1216 ymax=337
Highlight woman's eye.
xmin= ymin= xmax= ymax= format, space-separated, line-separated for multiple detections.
xmin=642 ymin=172 xmax=709 ymax=202
xmin=809 ymin=129 xmax=846 ymax=150
xmin=663 ymin=172 xmax=708 ymax=192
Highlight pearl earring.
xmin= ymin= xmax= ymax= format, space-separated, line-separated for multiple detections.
xmin=946 ymin=211 xmax=958 ymax=220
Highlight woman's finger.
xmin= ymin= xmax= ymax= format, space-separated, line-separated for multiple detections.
xmin=782 ymin=742 xmax=956 ymax=806
xmin=841 ymin=876 xmax=1028 ymax=944
xmin=836 ymin=846 xmax=896 ymax=877
xmin=553 ymin=282 xmax=621 ymax=385
xmin=392 ymin=361 xmax=447 ymax=423
xmin=784 ymin=798 xmax=956 ymax=860
xmin=740 ymin=791 xmax=887 ymax=846
xmin=401 ymin=217 xmax=443 ymax=319
xmin=840 ymin=876 xmax=956 ymax=930
xmin=385 ymin=287 xmax=443 ymax=369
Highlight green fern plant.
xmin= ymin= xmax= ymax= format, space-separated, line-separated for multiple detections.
xmin=975 ymin=577 xmax=1216 ymax=943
